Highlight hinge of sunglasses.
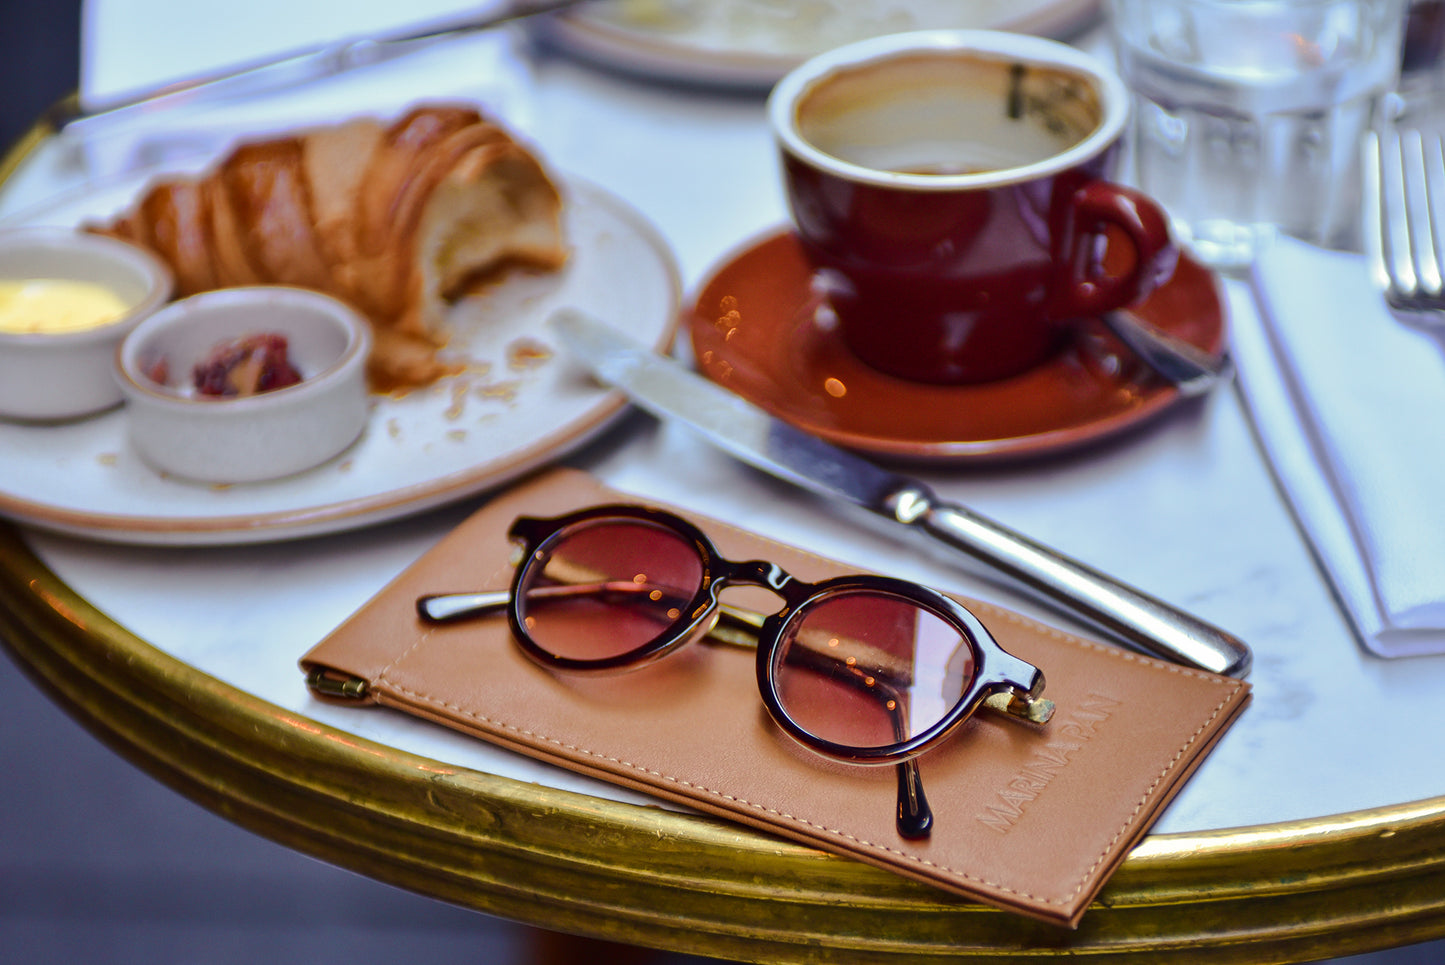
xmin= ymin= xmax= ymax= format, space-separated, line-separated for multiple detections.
xmin=305 ymin=668 xmax=370 ymax=700
xmin=983 ymin=689 xmax=1055 ymax=724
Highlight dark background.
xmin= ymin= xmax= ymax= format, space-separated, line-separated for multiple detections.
xmin=0 ymin=2 xmax=82 ymax=152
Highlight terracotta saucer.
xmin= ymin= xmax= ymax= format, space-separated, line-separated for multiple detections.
xmin=686 ymin=230 xmax=1227 ymax=462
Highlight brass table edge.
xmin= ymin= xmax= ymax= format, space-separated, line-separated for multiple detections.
xmin=0 ymin=94 xmax=69 ymax=189
xmin=3 ymin=521 xmax=1444 ymax=963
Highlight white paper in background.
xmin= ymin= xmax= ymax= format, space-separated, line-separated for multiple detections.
xmin=1239 ymin=236 xmax=1445 ymax=658
xmin=72 ymin=0 xmax=539 ymax=179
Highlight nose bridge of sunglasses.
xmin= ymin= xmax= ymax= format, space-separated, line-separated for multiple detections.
xmin=718 ymin=558 xmax=802 ymax=596
xmin=698 ymin=558 xmax=807 ymax=651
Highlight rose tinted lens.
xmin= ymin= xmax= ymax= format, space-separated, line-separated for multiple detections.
xmin=772 ymin=590 xmax=977 ymax=752
xmin=517 ymin=519 xmax=705 ymax=663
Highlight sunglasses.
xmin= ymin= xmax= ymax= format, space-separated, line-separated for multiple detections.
xmin=417 ymin=503 xmax=1054 ymax=839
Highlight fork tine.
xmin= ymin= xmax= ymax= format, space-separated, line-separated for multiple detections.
xmin=1365 ymin=127 xmax=1445 ymax=310
xmin=1401 ymin=128 xmax=1444 ymax=298
xmin=1422 ymin=132 xmax=1445 ymax=302
xmin=1363 ymin=127 xmax=1445 ymax=313
xmin=1365 ymin=129 xmax=1391 ymax=294
xmin=1382 ymin=129 xmax=1420 ymax=303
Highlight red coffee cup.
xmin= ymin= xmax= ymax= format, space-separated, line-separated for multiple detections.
xmin=768 ymin=30 xmax=1178 ymax=384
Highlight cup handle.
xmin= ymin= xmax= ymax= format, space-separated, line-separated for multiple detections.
xmin=1058 ymin=181 xmax=1178 ymax=318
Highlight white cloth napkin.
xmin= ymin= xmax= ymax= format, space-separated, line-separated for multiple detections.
xmin=1242 ymin=236 xmax=1445 ymax=657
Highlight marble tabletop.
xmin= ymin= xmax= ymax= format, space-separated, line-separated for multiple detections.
xmin=3 ymin=1 xmax=1442 ymax=850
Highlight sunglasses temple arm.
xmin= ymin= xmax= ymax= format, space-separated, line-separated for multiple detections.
xmin=896 ymin=760 xmax=932 ymax=839
xmin=417 ymin=582 xmax=691 ymax=624
xmin=878 ymin=679 xmax=932 ymax=840
xmin=421 ymin=592 xmax=1053 ymax=718
xmin=417 ymin=587 xmax=968 ymax=695
xmin=765 ymin=631 xmax=935 ymax=838
xmin=888 ymin=694 xmax=933 ymax=839
xmin=417 ymin=589 xmax=512 ymax=622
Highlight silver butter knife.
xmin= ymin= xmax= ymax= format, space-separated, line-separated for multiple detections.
xmin=58 ymin=0 xmax=593 ymax=134
xmin=549 ymin=310 xmax=1251 ymax=679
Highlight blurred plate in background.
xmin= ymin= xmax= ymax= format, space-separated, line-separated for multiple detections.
xmin=539 ymin=0 xmax=1100 ymax=88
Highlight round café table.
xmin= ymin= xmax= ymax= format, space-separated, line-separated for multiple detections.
xmin=2 ymin=22 xmax=1444 ymax=964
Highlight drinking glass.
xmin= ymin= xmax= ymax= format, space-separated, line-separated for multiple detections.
xmin=1107 ymin=0 xmax=1408 ymax=268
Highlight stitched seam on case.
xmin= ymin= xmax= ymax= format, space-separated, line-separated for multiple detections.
xmin=377 ymin=678 xmax=1203 ymax=908
xmin=378 ymin=634 xmax=431 ymax=683
xmin=711 ymin=506 xmax=1251 ymax=902
xmin=381 ymin=555 xmax=517 ymax=681
xmin=1057 ymin=678 xmax=1246 ymax=902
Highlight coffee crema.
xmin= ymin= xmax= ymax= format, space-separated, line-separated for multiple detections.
xmin=795 ymin=52 xmax=1105 ymax=177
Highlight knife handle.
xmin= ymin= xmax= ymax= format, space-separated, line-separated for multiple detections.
xmin=901 ymin=493 xmax=1252 ymax=678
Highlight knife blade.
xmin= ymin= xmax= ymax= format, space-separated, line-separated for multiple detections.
xmin=549 ymin=310 xmax=1251 ymax=679
xmin=57 ymin=0 xmax=593 ymax=134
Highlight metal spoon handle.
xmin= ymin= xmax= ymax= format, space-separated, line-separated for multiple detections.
xmin=1102 ymin=310 xmax=1232 ymax=398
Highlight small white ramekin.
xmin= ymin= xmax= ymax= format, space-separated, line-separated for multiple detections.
xmin=116 ymin=286 xmax=372 ymax=484
xmin=0 ymin=228 xmax=173 ymax=421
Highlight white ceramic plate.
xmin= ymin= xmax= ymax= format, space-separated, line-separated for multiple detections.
xmin=0 ymin=176 xmax=681 ymax=546
xmin=539 ymin=0 xmax=1101 ymax=88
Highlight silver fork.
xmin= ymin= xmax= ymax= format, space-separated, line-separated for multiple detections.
xmin=1364 ymin=126 xmax=1445 ymax=313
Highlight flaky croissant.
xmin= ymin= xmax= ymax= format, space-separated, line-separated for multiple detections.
xmin=91 ymin=104 xmax=568 ymax=391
